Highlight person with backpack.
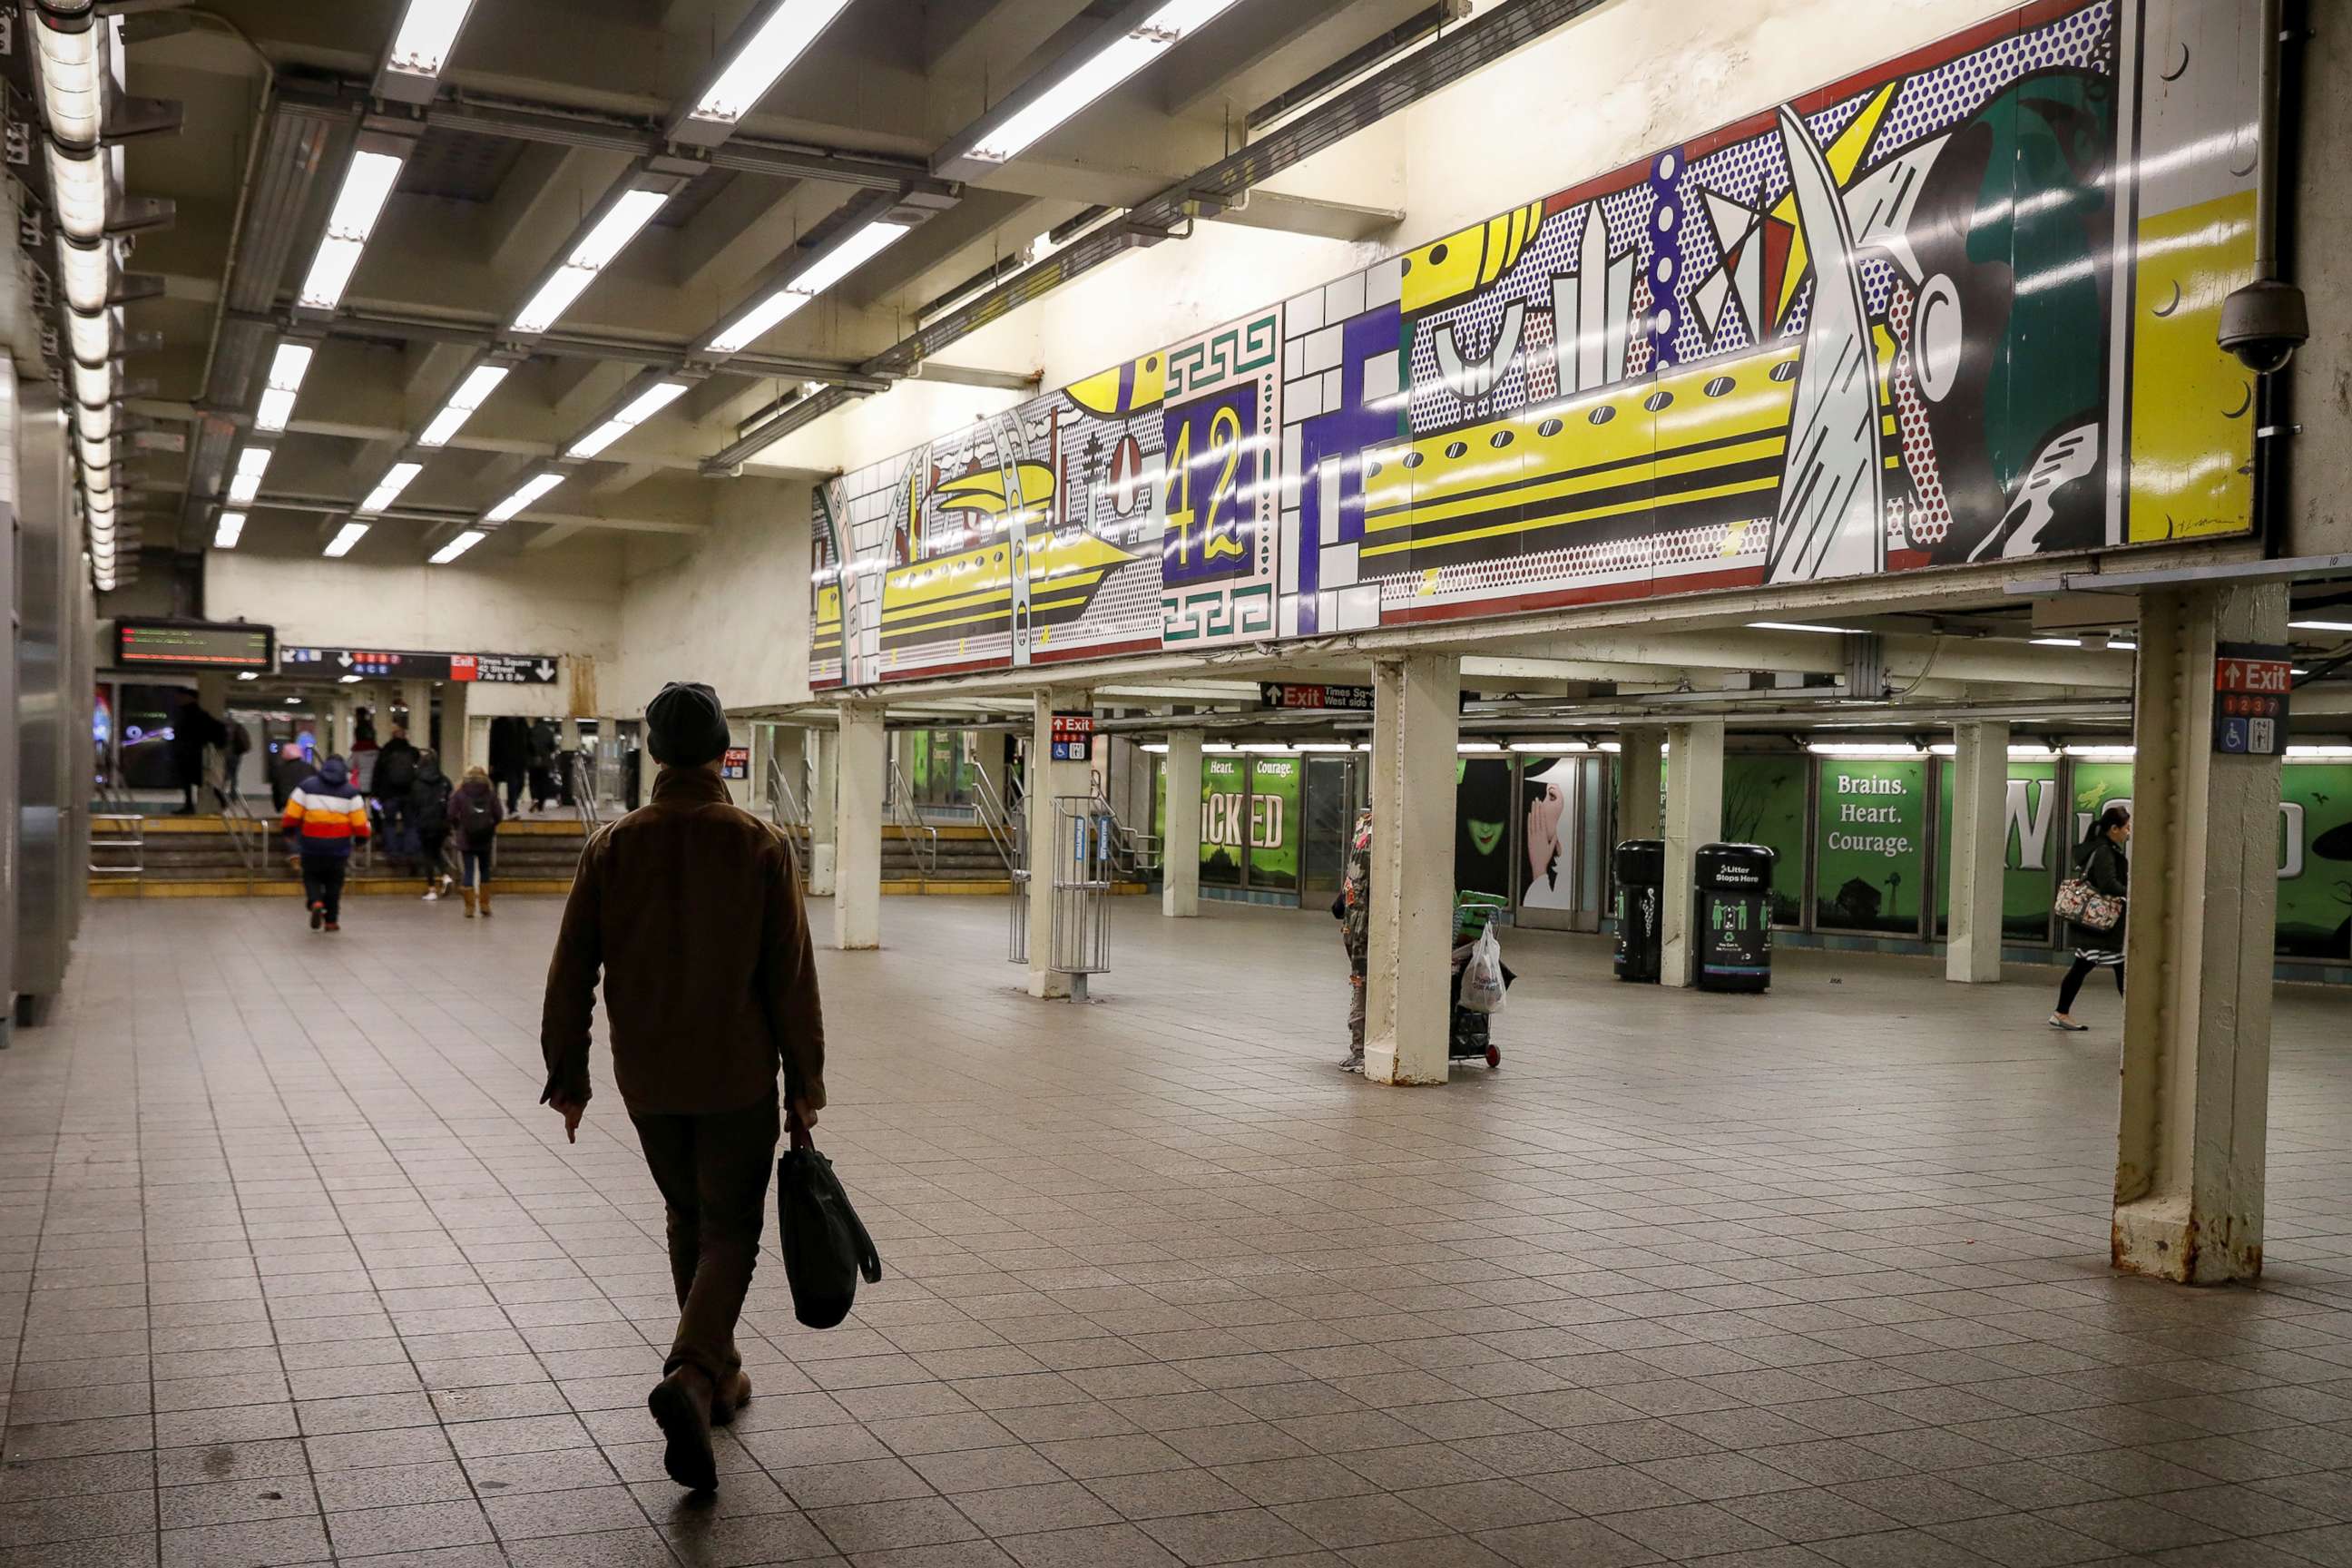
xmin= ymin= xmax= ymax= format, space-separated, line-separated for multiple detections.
xmin=374 ymin=723 xmax=422 ymax=867
xmin=1335 ymin=806 xmax=1374 ymax=1073
xmin=412 ymin=750 xmax=456 ymax=900
xmin=222 ymin=716 xmax=253 ymax=806
xmin=2050 ymin=806 xmax=2131 ymax=1032
xmin=282 ymin=754 xmax=370 ymax=932
xmin=169 ymin=692 xmax=229 ymax=815
xmin=453 ymin=764 xmax=505 ymax=916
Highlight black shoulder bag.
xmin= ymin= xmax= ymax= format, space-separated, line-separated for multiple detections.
xmin=777 ymin=1121 xmax=882 ymax=1329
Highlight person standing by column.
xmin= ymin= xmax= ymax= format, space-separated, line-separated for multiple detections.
xmin=2050 ymin=806 xmax=2131 ymax=1031
xmin=1336 ymin=806 xmax=1374 ymax=1073
xmin=539 ymin=681 xmax=828 ymax=1494
xmin=282 ymin=754 xmax=370 ymax=932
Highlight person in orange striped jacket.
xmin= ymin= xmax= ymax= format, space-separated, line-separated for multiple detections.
xmin=282 ymin=753 xmax=372 ymax=932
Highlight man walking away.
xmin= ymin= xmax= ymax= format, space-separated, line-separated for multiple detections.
xmin=490 ymin=716 xmax=530 ymax=814
xmin=283 ymin=754 xmax=370 ymax=931
xmin=269 ymin=739 xmax=312 ymax=813
xmin=375 ymin=724 xmax=421 ymax=867
xmin=540 ymin=681 xmax=827 ymax=1494
xmin=527 ymin=717 xmax=560 ymax=812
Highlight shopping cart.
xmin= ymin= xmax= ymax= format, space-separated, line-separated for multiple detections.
xmin=1449 ymin=892 xmax=1512 ymax=1068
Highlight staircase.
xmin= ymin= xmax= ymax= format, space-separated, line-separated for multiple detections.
xmin=88 ymin=812 xmax=590 ymax=898
xmin=768 ymin=822 xmax=1150 ymax=897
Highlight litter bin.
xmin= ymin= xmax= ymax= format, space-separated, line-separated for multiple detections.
xmin=1613 ymin=838 xmax=1665 ymax=983
xmin=1696 ymin=842 xmax=1776 ymax=993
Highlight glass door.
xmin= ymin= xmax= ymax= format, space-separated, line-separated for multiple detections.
xmin=1300 ymin=756 xmax=1358 ymax=898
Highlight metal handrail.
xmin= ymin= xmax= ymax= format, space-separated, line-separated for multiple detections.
xmin=887 ymin=759 xmax=938 ymax=877
xmin=1092 ymin=791 xmax=1163 ymax=877
xmin=970 ymin=768 xmax=1017 ymax=874
xmin=765 ymin=755 xmax=808 ymax=833
xmin=567 ymin=751 xmax=603 ymax=829
xmin=88 ymin=812 xmax=144 ymax=879
xmin=217 ymin=789 xmax=264 ymax=877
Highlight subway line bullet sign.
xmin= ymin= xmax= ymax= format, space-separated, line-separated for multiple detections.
xmin=2213 ymin=642 xmax=2291 ymax=757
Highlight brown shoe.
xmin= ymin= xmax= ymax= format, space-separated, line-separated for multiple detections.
xmin=710 ymin=1369 xmax=752 ymax=1426
xmin=647 ymin=1367 xmax=717 ymax=1491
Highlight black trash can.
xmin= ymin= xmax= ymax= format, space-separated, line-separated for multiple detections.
xmin=1613 ymin=838 xmax=1665 ymax=983
xmin=1696 ymin=842 xmax=1777 ymax=993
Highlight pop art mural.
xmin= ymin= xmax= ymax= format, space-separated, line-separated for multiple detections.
xmin=815 ymin=0 xmax=2258 ymax=689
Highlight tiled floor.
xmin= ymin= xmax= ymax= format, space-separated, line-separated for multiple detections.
xmin=5 ymin=896 xmax=2352 ymax=1568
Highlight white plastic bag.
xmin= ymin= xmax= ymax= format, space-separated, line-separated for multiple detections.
xmin=1460 ymin=922 xmax=1506 ymax=1014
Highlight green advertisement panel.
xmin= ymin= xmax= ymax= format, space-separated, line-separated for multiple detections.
xmin=1815 ymin=759 xmax=1926 ymax=934
xmin=1247 ymin=758 xmax=1300 ymax=891
xmin=2278 ymin=764 xmax=2352 ymax=960
xmin=1723 ymin=756 xmax=1806 ymax=926
xmin=1200 ymin=756 xmax=1245 ymax=887
xmin=1456 ymin=758 xmax=1514 ymax=901
xmin=1935 ymin=760 xmax=2062 ymax=941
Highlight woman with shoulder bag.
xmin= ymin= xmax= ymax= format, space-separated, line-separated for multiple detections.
xmin=2050 ymin=806 xmax=2131 ymax=1031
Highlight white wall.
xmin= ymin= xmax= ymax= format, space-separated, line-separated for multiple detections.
xmin=612 ymin=481 xmax=818 ymax=717
xmin=204 ymin=541 xmax=624 ymax=718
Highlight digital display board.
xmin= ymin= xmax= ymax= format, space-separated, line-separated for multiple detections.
xmin=114 ymin=620 xmax=275 ymax=671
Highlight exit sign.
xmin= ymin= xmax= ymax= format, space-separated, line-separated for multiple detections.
xmin=2213 ymin=641 xmax=2291 ymax=756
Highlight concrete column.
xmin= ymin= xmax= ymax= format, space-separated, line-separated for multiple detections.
xmin=331 ymin=692 xmax=357 ymax=757
xmin=1026 ymin=689 xmax=1093 ymax=998
xmin=1945 ymin=720 xmax=2010 ymax=984
xmin=1619 ymin=724 xmax=1665 ymax=840
xmin=1365 ymin=653 xmax=1460 ymax=1085
xmin=2112 ymin=583 xmax=2288 ymax=1285
xmin=399 ymin=680 xmax=432 ymax=750
xmin=1161 ymin=730 xmax=1202 ymax=918
xmin=808 ymin=729 xmax=838 ymax=896
xmin=1660 ymin=719 xmax=1724 ymax=989
xmin=833 ymin=705 xmax=885 ymax=950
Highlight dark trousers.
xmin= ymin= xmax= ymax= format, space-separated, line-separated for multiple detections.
xmin=629 ymin=1095 xmax=779 ymax=1384
xmin=300 ymin=854 xmax=348 ymax=922
xmin=2056 ymin=956 xmax=2123 ymax=1014
xmin=420 ymin=831 xmax=449 ymax=885
xmin=501 ymin=770 xmax=524 ymax=812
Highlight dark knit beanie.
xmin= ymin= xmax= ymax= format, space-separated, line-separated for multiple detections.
xmin=646 ymin=681 xmax=730 ymax=767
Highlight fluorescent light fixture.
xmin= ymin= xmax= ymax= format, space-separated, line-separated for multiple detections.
xmin=70 ymin=358 xmax=113 ymax=409
xmin=429 ymin=528 xmax=486 ymax=564
xmin=76 ymin=403 xmax=113 ymax=443
xmin=384 ymin=0 xmax=478 ymax=84
xmin=66 ymin=309 xmax=113 ymax=367
xmin=228 ymin=446 xmax=273 ymax=505
xmin=708 ymin=219 xmax=911 ymax=354
xmin=2286 ymin=744 xmax=2352 ymax=760
xmin=285 ymin=696 xmax=302 ymax=705
xmin=1748 ymin=621 xmax=1867 ymax=635
xmin=46 ymin=144 xmax=107 ymax=240
xmin=237 ymin=671 xmax=258 ymax=681
xmin=794 ymin=219 xmax=910 ymax=295
xmin=56 ymin=237 xmax=112 ymax=313
xmin=1510 ymin=741 xmax=1590 ymax=752
xmin=2106 ymin=639 xmax=2137 ymax=652
xmin=255 ymin=342 xmax=316 ymax=434
xmin=299 ymin=149 xmax=406 ymax=311
xmin=682 ymin=0 xmax=856 ymax=136
xmin=1456 ymin=743 xmax=1508 ymax=754
xmin=339 ymin=673 xmax=364 ymax=683
xmin=511 ymin=188 xmax=671 ymax=334
xmin=1927 ymin=742 xmax=2061 ymax=759
xmin=77 ymin=436 xmax=111 ymax=472
xmin=419 ymin=364 xmax=509 ymax=447
xmin=323 ymin=521 xmax=369 ymax=557
xmin=213 ymin=510 xmax=247 ymax=549
xmin=1596 ymin=741 xmax=1623 ymax=752
xmin=485 ymin=472 xmax=564 ymax=523
xmin=1808 ymin=741 xmax=1925 ymax=757
xmin=2290 ymin=619 xmax=2352 ymax=633
xmin=2063 ymin=744 xmax=2135 ymax=759
xmin=32 ymin=15 xmax=103 ymax=149
xmin=2029 ymin=636 xmax=2084 ymax=647
xmin=708 ymin=287 xmax=814 ymax=354
xmin=567 ymin=379 xmax=689 ymax=458
xmin=358 ymin=461 xmax=424 ymax=515
xmin=954 ymin=0 xmax=1250 ymax=169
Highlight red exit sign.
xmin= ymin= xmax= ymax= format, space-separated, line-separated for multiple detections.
xmin=2216 ymin=652 xmax=2291 ymax=694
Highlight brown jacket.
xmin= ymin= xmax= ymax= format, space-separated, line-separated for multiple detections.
xmin=541 ymin=765 xmax=826 ymax=1116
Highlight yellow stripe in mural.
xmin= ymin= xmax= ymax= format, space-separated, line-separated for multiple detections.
xmin=1360 ymin=474 xmax=1780 ymax=561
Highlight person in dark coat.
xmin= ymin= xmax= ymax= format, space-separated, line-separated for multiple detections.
xmin=452 ymin=765 xmax=505 ymax=916
xmin=528 ymin=717 xmax=561 ymax=812
xmin=169 ymin=693 xmax=229 ymax=815
xmin=2050 ymin=806 xmax=2131 ymax=1031
xmin=412 ymin=751 xmax=456 ymax=899
xmin=489 ymin=716 xmax=532 ymax=813
xmin=269 ymin=740 xmax=313 ymax=813
xmin=374 ymin=724 xmax=422 ymax=866
xmin=541 ymin=681 xmax=827 ymax=1494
